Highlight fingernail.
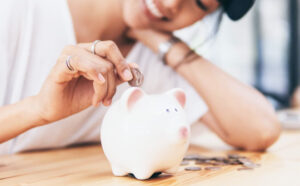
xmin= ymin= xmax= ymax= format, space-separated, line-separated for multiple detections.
xmin=104 ymin=100 xmax=111 ymax=106
xmin=98 ymin=73 xmax=105 ymax=83
xmin=123 ymin=69 xmax=133 ymax=81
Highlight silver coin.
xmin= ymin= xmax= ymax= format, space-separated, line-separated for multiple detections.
xmin=180 ymin=161 xmax=189 ymax=166
xmin=128 ymin=68 xmax=144 ymax=87
xmin=238 ymin=158 xmax=259 ymax=168
xmin=237 ymin=167 xmax=254 ymax=171
xmin=184 ymin=166 xmax=202 ymax=171
xmin=205 ymin=166 xmax=221 ymax=171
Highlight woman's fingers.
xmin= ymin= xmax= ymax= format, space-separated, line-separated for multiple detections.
xmin=55 ymin=44 xmax=135 ymax=107
xmin=75 ymin=50 xmax=117 ymax=106
xmin=56 ymin=46 xmax=120 ymax=106
xmin=68 ymin=55 xmax=109 ymax=106
xmin=92 ymin=75 xmax=108 ymax=106
xmin=79 ymin=41 xmax=133 ymax=82
xmin=102 ymin=63 xmax=116 ymax=106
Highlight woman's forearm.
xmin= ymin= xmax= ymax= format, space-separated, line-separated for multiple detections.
xmin=167 ymin=43 xmax=281 ymax=151
xmin=0 ymin=96 xmax=45 ymax=143
xmin=128 ymin=29 xmax=280 ymax=150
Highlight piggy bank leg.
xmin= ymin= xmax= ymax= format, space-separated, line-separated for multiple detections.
xmin=111 ymin=165 xmax=127 ymax=177
xmin=132 ymin=170 xmax=154 ymax=180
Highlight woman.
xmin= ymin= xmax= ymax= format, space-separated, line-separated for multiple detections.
xmin=0 ymin=0 xmax=280 ymax=154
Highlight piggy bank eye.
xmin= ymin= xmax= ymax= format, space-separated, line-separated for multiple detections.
xmin=174 ymin=108 xmax=178 ymax=112
xmin=166 ymin=109 xmax=170 ymax=113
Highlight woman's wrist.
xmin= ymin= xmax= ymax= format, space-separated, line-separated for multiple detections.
xmin=25 ymin=96 xmax=48 ymax=127
xmin=164 ymin=41 xmax=197 ymax=68
xmin=0 ymin=96 xmax=48 ymax=143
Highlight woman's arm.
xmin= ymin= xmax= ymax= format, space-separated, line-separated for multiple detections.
xmin=0 ymin=41 xmax=134 ymax=144
xmin=170 ymin=43 xmax=280 ymax=151
xmin=129 ymin=29 xmax=281 ymax=151
xmin=0 ymin=96 xmax=45 ymax=143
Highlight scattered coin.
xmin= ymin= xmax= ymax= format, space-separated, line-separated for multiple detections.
xmin=183 ymin=153 xmax=260 ymax=171
xmin=212 ymin=157 xmax=227 ymax=162
xmin=184 ymin=166 xmax=202 ymax=171
xmin=237 ymin=167 xmax=253 ymax=171
xmin=205 ymin=166 xmax=221 ymax=171
xmin=183 ymin=154 xmax=201 ymax=161
xmin=183 ymin=154 xmax=212 ymax=161
xmin=238 ymin=158 xmax=259 ymax=168
xmin=211 ymin=161 xmax=227 ymax=166
xmin=180 ymin=161 xmax=189 ymax=166
xmin=195 ymin=160 xmax=210 ymax=165
xmin=128 ymin=68 xmax=144 ymax=87
xmin=228 ymin=154 xmax=244 ymax=159
xmin=224 ymin=159 xmax=240 ymax=165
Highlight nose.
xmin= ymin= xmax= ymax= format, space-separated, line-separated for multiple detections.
xmin=163 ymin=0 xmax=184 ymax=18
xmin=179 ymin=127 xmax=189 ymax=139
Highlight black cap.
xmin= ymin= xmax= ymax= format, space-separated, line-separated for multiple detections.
xmin=218 ymin=0 xmax=255 ymax=21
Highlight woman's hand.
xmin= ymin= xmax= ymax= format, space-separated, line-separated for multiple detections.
xmin=127 ymin=29 xmax=191 ymax=68
xmin=34 ymin=41 xmax=134 ymax=124
xmin=127 ymin=29 xmax=171 ymax=53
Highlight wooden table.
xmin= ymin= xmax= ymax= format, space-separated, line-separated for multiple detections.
xmin=1 ymin=130 xmax=300 ymax=186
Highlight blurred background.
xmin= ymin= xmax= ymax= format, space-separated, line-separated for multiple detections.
xmin=175 ymin=0 xmax=300 ymax=110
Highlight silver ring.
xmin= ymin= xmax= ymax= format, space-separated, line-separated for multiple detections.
xmin=91 ymin=40 xmax=101 ymax=55
xmin=66 ymin=56 xmax=74 ymax=71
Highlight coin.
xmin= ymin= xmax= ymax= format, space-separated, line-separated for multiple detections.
xmin=238 ymin=158 xmax=259 ymax=168
xmin=180 ymin=161 xmax=189 ymax=166
xmin=228 ymin=154 xmax=245 ymax=159
xmin=205 ymin=166 xmax=221 ymax=171
xmin=183 ymin=154 xmax=200 ymax=161
xmin=183 ymin=154 xmax=211 ymax=161
xmin=224 ymin=158 xmax=240 ymax=165
xmin=184 ymin=166 xmax=202 ymax=171
xmin=211 ymin=161 xmax=227 ymax=166
xmin=237 ymin=167 xmax=253 ymax=171
xmin=183 ymin=153 xmax=260 ymax=170
xmin=195 ymin=160 xmax=211 ymax=165
xmin=128 ymin=68 xmax=144 ymax=87
xmin=212 ymin=157 xmax=227 ymax=162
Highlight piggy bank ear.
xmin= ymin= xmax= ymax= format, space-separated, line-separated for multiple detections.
xmin=167 ymin=88 xmax=186 ymax=108
xmin=122 ymin=87 xmax=145 ymax=111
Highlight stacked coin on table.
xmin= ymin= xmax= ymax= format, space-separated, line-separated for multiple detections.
xmin=181 ymin=153 xmax=260 ymax=172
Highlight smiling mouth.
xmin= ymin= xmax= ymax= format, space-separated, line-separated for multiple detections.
xmin=144 ymin=0 xmax=164 ymax=19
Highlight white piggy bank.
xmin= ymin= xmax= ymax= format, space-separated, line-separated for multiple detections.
xmin=100 ymin=87 xmax=190 ymax=180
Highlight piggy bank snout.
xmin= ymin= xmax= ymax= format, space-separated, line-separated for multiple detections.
xmin=179 ymin=127 xmax=189 ymax=139
xmin=179 ymin=127 xmax=189 ymax=138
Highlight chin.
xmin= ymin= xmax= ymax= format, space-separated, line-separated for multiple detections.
xmin=124 ymin=17 xmax=148 ymax=29
xmin=123 ymin=11 xmax=150 ymax=29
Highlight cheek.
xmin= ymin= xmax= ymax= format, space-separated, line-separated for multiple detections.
xmin=123 ymin=0 xmax=151 ymax=29
xmin=153 ymin=12 xmax=205 ymax=31
xmin=151 ymin=3 xmax=207 ymax=31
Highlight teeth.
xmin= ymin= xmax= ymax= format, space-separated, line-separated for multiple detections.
xmin=145 ymin=0 xmax=163 ymax=18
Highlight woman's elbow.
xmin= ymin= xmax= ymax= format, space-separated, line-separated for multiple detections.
xmin=242 ymin=115 xmax=281 ymax=151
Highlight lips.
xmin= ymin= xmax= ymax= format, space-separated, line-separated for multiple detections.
xmin=143 ymin=0 xmax=164 ymax=20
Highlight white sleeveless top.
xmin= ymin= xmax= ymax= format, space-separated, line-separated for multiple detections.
xmin=0 ymin=0 xmax=207 ymax=155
